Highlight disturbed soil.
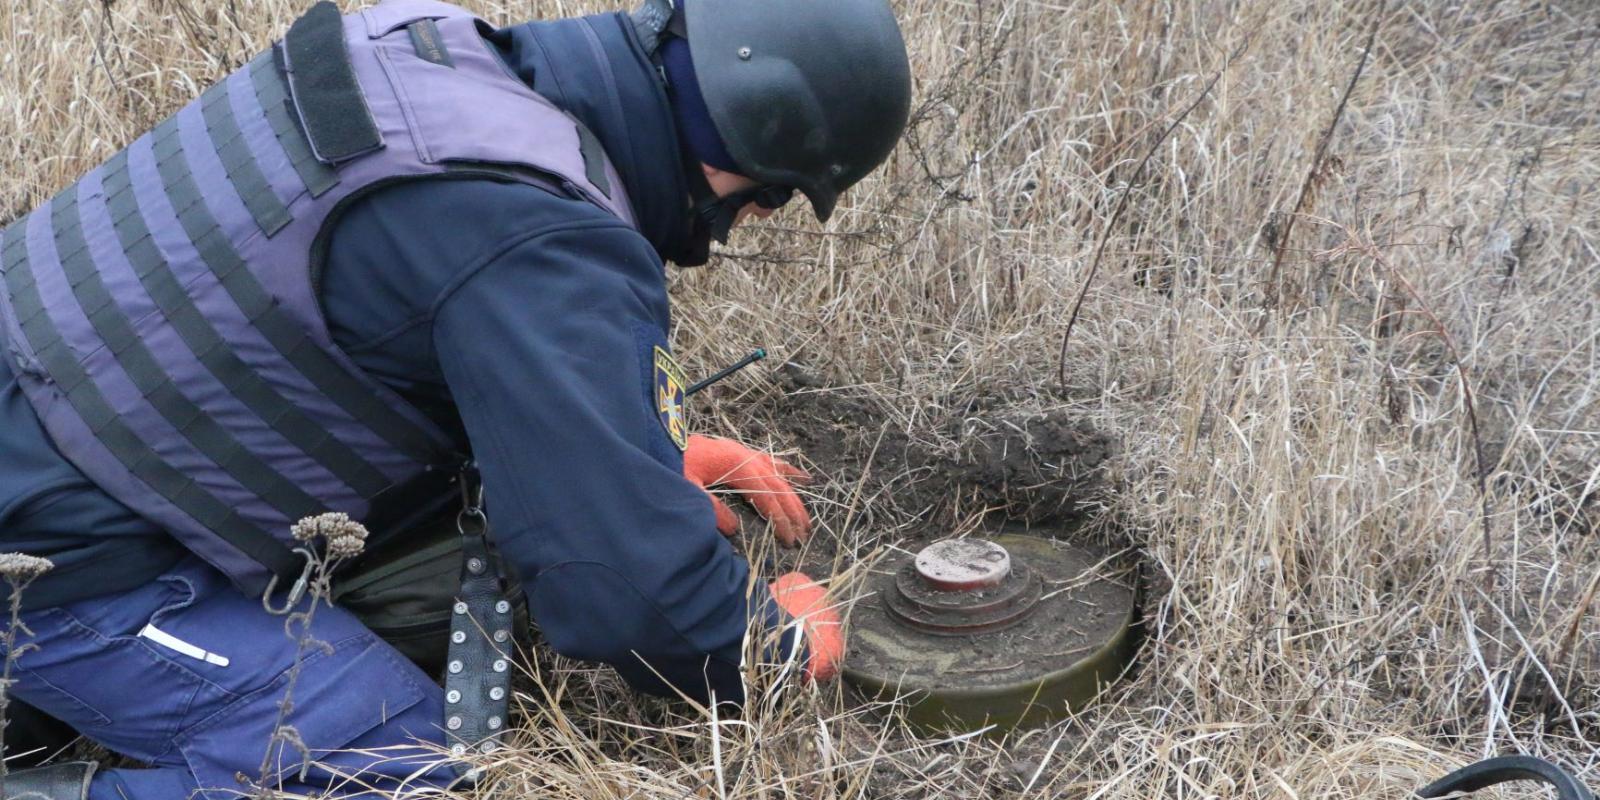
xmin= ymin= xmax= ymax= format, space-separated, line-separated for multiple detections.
xmin=711 ymin=377 xmax=1151 ymax=796
xmin=754 ymin=363 xmax=1118 ymax=537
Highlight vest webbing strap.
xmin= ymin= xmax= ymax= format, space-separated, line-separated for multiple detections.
xmin=199 ymin=79 xmax=292 ymax=237
xmin=101 ymin=152 xmax=392 ymax=499
xmin=147 ymin=116 xmax=444 ymax=464
xmin=51 ymin=183 xmax=327 ymax=522
xmin=249 ymin=54 xmax=339 ymax=199
xmin=1 ymin=223 xmax=305 ymax=582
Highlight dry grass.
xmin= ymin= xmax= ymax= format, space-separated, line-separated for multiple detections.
xmin=5 ymin=0 xmax=1600 ymax=797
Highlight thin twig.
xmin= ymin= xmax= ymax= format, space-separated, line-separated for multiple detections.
xmin=1554 ymin=565 xmax=1600 ymax=701
xmin=0 ymin=556 xmax=53 ymax=799
xmin=1255 ymin=2 xmax=1386 ymax=332
xmin=1360 ymin=238 xmax=1495 ymax=591
xmin=1058 ymin=35 xmax=1256 ymax=390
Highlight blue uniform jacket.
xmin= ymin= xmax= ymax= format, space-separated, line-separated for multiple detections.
xmin=0 ymin=12 xmax=788 ymax=705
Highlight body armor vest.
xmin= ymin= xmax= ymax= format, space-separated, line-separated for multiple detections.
xmin=0 ymin=0 xmax=635 ymax=596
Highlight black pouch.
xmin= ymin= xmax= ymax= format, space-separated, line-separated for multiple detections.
xmin=1 ymin=700 xmax=77 ymax=768
xmin=332 ymin=510 xmax=529 ymax=679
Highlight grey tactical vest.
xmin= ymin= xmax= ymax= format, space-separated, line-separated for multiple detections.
xmin=0 ymin=0 xmax=636 ymax=597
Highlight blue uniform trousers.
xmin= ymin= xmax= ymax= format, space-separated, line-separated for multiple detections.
xmin=9 ymin=556 xmax=451 ymax=799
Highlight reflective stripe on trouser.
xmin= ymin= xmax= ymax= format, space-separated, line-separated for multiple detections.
xmin=9 ymin=556 xmax=452 ymax=800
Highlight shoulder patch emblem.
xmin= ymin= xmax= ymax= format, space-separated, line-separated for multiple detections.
xmin=654 ymin=346 xmax=689 ymax=451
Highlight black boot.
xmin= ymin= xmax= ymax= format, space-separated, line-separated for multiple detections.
xmin=1 ymin=762 xmax=95 ymax=800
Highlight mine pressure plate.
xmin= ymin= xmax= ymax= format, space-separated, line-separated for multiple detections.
xmin=842 ymin=534 xmax=1138 ymax=734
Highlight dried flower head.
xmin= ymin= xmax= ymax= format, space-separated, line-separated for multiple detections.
xmin=292 ymin=511 xmax=341 ymax=542
xmin=0 ymin=553 xmax=55 ymax=583
xmin=325 ymin=526 xmax=368 ymax=559
xmin=290 ymin=512 xmax=368 ymax=558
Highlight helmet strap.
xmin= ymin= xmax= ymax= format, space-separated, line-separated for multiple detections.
xmin=680 ymin=160 xmax=791 ymax=265
xmin=672 ymin=149 xmax=724 ymax=267
xmin=700 ymin=187 xmax=768 ymax=244
xmin=672 ymin=154 xmax=752 ymax=267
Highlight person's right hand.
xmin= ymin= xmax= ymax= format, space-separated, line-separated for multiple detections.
xmin=684 ymin=435 xmax=812 ymax=546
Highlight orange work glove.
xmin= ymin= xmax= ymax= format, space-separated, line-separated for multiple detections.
xmin=770 ymin=572 xmax=843 ymax=682
xmin=683 ymin=434 xmax=812 ymax=546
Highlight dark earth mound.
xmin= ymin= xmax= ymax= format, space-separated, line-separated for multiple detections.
xmin=743 ymin=366 xmax=1118 ymax=540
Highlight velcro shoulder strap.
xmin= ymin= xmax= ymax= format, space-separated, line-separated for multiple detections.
xmin=574 ymin=122 xmax=612 ymax=199
xmin=631 ymin=0 xmax=675 ymax=54
xmin=282 ymin=1 xmax=383 ymax=164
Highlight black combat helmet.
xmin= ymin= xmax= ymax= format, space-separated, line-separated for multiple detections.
xmin=683 ymin=0 xmax=913 ymax=221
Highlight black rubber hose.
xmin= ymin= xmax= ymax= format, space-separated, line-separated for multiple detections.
xmin=1417 ymin=756 xmax=1594 ymax=800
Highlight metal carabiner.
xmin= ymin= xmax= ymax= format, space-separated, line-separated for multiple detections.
xmin=457 ymin=464 xmax=487 ymax=537
xmin=260 ymin=547 xmax=316 ymax=616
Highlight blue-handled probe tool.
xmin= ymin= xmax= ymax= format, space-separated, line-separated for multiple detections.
xmin=687 ymin=348 xmax=767 ymax=396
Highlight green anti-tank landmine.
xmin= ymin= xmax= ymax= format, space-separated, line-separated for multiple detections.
xmin=842 ymin=534 xmax=1138 ymax=735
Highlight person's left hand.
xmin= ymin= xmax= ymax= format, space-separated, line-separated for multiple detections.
xmin=770 ymin=571 xmax=843 ymax=681
xmin=683 ymin=435 xmax=812 ymax=546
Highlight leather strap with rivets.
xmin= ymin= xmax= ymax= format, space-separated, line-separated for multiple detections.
xmin=443 ymin=467 xmax=514 ymax=778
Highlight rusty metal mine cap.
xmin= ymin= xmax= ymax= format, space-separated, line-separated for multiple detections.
xmin=914 ymin=539 xmax=1012 ymax=590
xmin=886 ymin=539 xmax=1042 ymax=636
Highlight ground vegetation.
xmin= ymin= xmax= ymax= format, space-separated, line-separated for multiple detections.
xmin=3 ymin=0 xmax=1598 ymax=796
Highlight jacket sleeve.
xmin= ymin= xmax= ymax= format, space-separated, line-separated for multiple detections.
xmin=429 ymin=215 xmax=791 ymax=706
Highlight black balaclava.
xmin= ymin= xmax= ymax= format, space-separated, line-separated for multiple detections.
xmin=657 ymin=22 xmax=791 ymax=265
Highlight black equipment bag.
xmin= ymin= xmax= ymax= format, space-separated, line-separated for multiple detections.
xmin=332 ymin=492 xmax=529 ymax=679
xmin=1 ymin=701 xmax=77 ymax=768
